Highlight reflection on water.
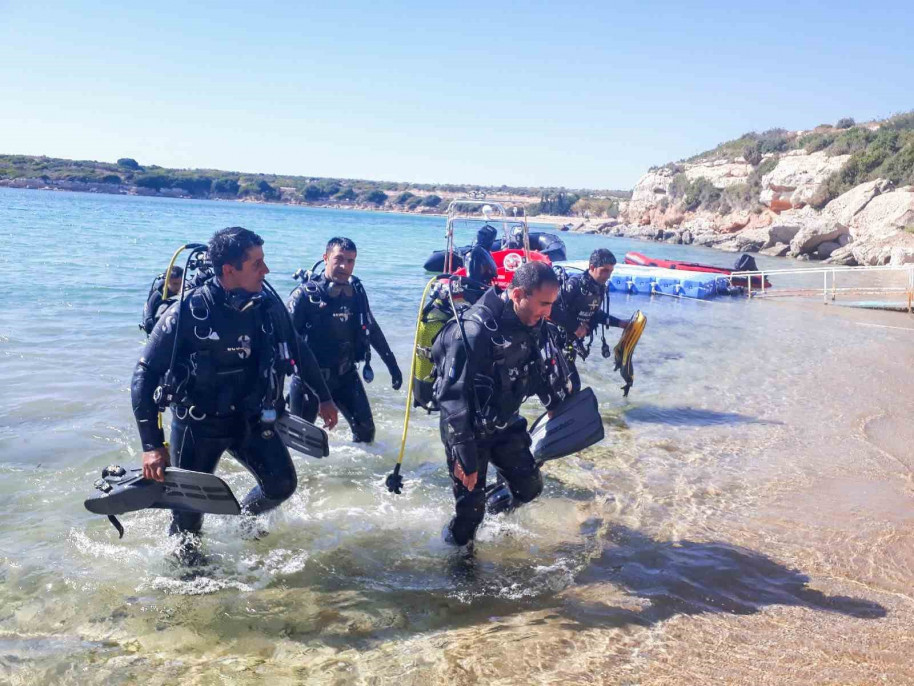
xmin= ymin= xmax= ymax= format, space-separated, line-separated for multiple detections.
xmin=2 ymin=188 xmax=914 ymax=684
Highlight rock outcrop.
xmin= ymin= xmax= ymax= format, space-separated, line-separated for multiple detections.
xmin=759 ymin=150 xmax=850 ymax=211
xmin=610 ymin=139 xmax=913 ymax=267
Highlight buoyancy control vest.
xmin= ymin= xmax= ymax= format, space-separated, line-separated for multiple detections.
xmin=428 ymin=287 xmax=571 ymax=430
xmin=162 ymin=280 xmax=293 ymax=419
xmin=289 ymin=272 xmax=373 ymax=373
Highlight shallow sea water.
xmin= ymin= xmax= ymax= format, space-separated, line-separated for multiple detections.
xmin=1 ymin=187 xmax=913 ymax=684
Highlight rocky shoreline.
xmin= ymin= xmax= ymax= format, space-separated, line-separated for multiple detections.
xmin=541 ymin=146 xmax=914 ymax=267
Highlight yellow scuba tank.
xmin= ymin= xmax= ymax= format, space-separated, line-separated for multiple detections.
xmin=613 ymin=310 xmax=646 ymax=397
xmin=412 ymin=283 xmax=468 ymax=411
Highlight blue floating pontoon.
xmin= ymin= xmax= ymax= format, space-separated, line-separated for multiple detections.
xmin=558 ymin=261 xmax=728 ymax=300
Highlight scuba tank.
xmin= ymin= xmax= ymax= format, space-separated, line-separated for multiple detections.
xmin=413 ymin=279 xmax=464 ymax=412
xmin=411 ymin=276 xmax=488 ymax=412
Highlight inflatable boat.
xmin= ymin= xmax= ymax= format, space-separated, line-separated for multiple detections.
xmin=422 ymin=230 xmax=565 ymax=272
xmin=624 ymin=252 xmax=771 ymax=289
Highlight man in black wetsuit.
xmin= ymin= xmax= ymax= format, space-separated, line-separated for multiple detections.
xmin=141 ymin=266 xmax=184 ymax=335
xmin=549 ymin=248 xmax=626 ymax=392
xmin=432 ymin=261 xmax=570 ymax=547
xmin=132 ymin=227 xmax=338 ymax=547
xmin=287 ymin=237 xmax=402 ymax=444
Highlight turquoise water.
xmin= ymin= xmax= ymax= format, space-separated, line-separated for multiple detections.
xmin=2 ymin=187 xmax=913 ymax=684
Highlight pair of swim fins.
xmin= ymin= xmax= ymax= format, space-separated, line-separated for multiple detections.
xmin=529 ymin=386 xmax=605 ymax=463
xmin=84 ymin=465 xmax=240 ymax=538
xmin=613 ymin=310 xmax=646 ymax=397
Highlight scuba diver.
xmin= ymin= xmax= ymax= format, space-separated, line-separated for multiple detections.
xmin=141 ymin=265 xmax=184 ymax=335
xmin=432 ymin=260 xmax=571 ymax=547
xmin=287 ymin=237 xmax=402 ymax=444
xmin=550 ymin=248 xmax=627 ymax=392
xmin=131 ymin=227 xmax=338 ymax=555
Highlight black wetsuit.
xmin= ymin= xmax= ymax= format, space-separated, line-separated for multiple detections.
xmin=131 ymin=277 xmax=330 ymax=535
xmin=550 ymin=271 xmax=624 ymax=392
xmin=433 ymin=287 xmax=568 ymax=545
xmin=286 ymin=274 xmax=400 ymax=444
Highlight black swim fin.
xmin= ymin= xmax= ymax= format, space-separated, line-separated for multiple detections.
xmin=84 ymin=465 xmax=240 ymax=538
xmin=529 ymin=387 xmax=605 ymax=462
xmin=274 ymin=412 xmax=329 ymax=458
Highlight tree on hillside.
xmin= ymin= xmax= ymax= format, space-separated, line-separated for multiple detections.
xmin=334 ymin=187 xmax=357 ymax=201
xmin=257 ymin=179 xmax=278 ymax=199
xmin=135 ymin=174 xmax=171 ymax=191
xmin=421 ymin=194 xmax=442 ymax=207
xmin=395 ymin=191 xmax=415 ymax=204
xmin=213 ymin=177 xmax=240 ymax=195
xmin=364 ymin=190 xmax=389 ymax=205
xmin=303 ymin=184 xmax=325 ymax=201
xmin=117 ymin=158 xmax=140 ymax=170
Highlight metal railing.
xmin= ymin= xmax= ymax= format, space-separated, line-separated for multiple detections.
xmin=732 ymin=264 xmax=914 ymax=311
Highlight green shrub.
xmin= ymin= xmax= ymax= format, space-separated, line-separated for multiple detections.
xmin=743 ymin=144 xmax=762 ymax=166
xmin=421 ymin=194 xmax=442 ymax=207
xmin=669 ymin=173 xmax=690 ymax=199
xmin=829 ymin=127 xmax=873 ymax=155
xmin=100 ymin=174 xmax=122 ymax=184
xmin=682 ymin=177 xmax=721 ymax=212
xmin=395 ymin=191 xmax=415 ymax=204
xmin=799 ymin=132 xmax=835 ymax=153
xmin=835 ymin=117 xmax=855 ymax=129
xmin=334 ymin=187 xmax=357 ymax=201
xmin=364 ymin=190 xmax=388 ymax=204
xmin=303 ymin=184 xmax=325 ymax=201
xmin=213 ymin=178 xmax=240 ymax=194
xmin=117 ymin=158 xmax=140 ymax=170
xmin=135 ymin=174 xmax=171 ymax=191
xmin=406 ymin=196 xmax=423 ymax=209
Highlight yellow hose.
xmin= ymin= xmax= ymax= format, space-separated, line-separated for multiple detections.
xmin=393 ymin=276 xmax=439 ymax=469
xmin=156 ymin=244 xmax=192 ymax=447
xmin=160 ymin=244 xmax=186 ymax=300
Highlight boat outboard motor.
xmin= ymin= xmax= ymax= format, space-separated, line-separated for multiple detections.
xmin=465 ymin=245 xmax=498 ymax=288
xmin=537 ymin=234 xmax=567 ymax=262
xmin=733 ymin=253 xmax=758 ymax=272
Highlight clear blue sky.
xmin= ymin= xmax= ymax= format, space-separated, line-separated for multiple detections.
xmin=1 ymin=0 xmax=911 ymax=189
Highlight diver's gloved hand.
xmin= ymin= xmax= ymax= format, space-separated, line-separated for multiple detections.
xmin=389 ymin=364 xmax=403 ymax=391
xmin=318 ymin=401 xmax=339 ymax=430
xmin=142 ymin=445 xmax=170 ymax=483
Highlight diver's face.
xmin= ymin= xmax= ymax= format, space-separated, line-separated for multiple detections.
xmin=324 ymin=247 xmax=357 ymax=284
xmin=166 ymin=276 xmax=183 ymax=295
xmin=590 ymin=264 xmax=614 ymax=285
xmin=224 ymin=245 xmax=269 ymax=293
xmin=511 ymin=282 xmax=559 ymax=327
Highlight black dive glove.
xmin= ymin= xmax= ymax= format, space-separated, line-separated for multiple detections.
xmin=451 ymin=442 xmax=478 ymax=477
xmin=389 ymin=363 xmax=403 ymax=391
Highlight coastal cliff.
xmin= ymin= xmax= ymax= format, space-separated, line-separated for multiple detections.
xmin=568 ymin=114 xmax=914 ymax=266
